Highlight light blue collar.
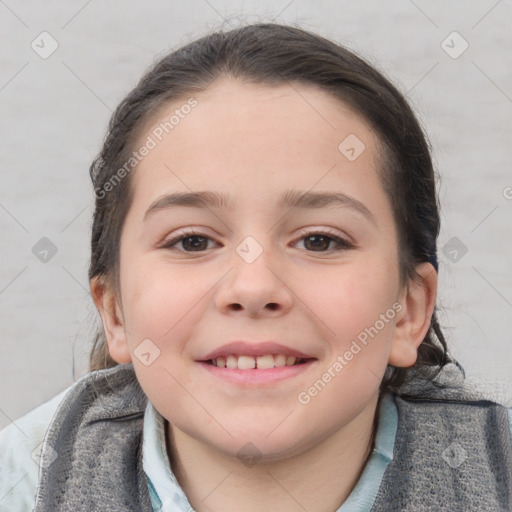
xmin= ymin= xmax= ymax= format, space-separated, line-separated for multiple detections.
xmin=337 ymin=393 xmax=397 ymax=510
xmin=142 ymin=402 xmax=194 ymax=511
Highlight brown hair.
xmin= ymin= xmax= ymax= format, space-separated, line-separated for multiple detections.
xmin=88 ymin=22 xmax=463 ymax=392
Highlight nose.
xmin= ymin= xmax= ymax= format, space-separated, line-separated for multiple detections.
xmin=213 ymin=237 xmax=294 ymax=319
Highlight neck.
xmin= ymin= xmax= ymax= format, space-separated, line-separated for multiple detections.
xmin=165 ymin=392 xmax=381 ymax=512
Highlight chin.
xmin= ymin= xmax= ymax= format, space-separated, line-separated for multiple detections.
xmin=206 ymin=427 xmax=314 ymax=464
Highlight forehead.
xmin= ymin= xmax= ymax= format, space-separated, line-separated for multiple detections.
xmin=129 ymin=77 xmax=386 ymax=216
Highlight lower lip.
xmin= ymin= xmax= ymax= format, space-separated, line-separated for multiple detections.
xmin=197 ymin=360 xmax=316 ymax=386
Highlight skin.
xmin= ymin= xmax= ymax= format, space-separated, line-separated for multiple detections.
xmin=91 ymin=77 xmax=437 ymax=512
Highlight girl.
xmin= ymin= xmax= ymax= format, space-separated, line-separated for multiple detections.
xmin=1 ymin=22 xmax=511 ymax=512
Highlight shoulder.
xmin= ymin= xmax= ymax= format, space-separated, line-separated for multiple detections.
xmin=0 ymin=364 xmax=143 ymax=511
xmin=393 ymin=392 xmax=512 ymax=464
xmin=394 ymin=391 xmax=511 ymax=424
xmin=373 ymin=392 xmax=512 ymax=510
xmin=0 ymin=386 xmax=71 ymax=511
xmin=393 ymin=367 xmax=512 ymax=444
xmin=508 ymin=406 xmax=512 ymax=444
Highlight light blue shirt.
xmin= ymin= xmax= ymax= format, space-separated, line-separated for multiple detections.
xmin=0 ymin=383 xmax=511 ymax=511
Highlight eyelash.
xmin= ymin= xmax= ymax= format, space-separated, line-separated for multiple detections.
xmin=159 ymin=228 xmax=355 ymax=254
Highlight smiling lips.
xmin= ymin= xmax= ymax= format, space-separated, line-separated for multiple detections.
xmin=209 ymin=354 xmax=307 ymax=369
xmin=199 ymin=341 xmax=316 ymax=370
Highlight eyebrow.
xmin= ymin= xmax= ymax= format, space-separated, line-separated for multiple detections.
xmin=143 ymin=189 xmax=377 ymax=226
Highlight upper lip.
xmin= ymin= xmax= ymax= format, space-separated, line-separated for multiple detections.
xmin=199 ymin=341 xmax=316 ymax=361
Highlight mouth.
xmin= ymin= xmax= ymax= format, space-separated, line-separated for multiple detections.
xmin=202 ymin=354 xmax=315 ymax=369
xmin=197 ymin=354 xmax=317 ymax=386
xmin=196 ymin=341 xmax=317 ymax=385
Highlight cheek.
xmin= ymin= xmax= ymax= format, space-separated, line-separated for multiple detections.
xmin=292 ymin=268 xmax=396 ymax=423
xmin=121 ymin=265 xmax=208 ymax=419
xmin=121 ymin=262 xmax=207 ymax=352
xmin=297 ymin=262 xmax=397 ymax=340
xmin=296 ymin=261 xmax=398 ymax=403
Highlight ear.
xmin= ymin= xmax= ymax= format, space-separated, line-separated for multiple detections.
xmin=90 ymin=276 xmax=132 ymax=364
xmin=388 ymin=262 xmax=438 ymax=368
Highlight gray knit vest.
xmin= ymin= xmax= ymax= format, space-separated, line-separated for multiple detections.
xmin=33 ymin=363 xmax=512 ymax=512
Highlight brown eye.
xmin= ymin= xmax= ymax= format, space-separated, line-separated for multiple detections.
xmin=303 ymin=235 xmax=332 ymax=251
xmin=180 ymin=235 xmax=209 ymax=251
xmin=295 ymin=232 xmax=354 ymax=252
xmin=161 ymin=232 xmax=217 ymax=252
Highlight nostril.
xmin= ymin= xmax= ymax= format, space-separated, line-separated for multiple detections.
xmin=266 ymin=303 xmax=279 ymax=311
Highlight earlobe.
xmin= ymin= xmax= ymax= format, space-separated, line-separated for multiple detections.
xmin=388 ymin=263 xmax=438 ymax=368
xmin=90 ymin=276 xmax=132 ymax=364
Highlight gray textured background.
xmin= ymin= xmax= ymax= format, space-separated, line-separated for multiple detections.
xmin=1 ymin=0 xmax=511 ymax=430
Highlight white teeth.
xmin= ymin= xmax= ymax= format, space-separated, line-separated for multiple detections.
xmin=237 ymin=355 xmax=256 ymax=369
xmin=256 ymin=354 xmax=274 ymax=369
xmin=210 ymin=354 xmax=305 ymax=369
xmin=274 ymin=354 xmax=287 ymax=367
xmin=226 ymin=355 xmax=238 ymax=369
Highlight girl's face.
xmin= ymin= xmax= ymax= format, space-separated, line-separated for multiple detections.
xmin=96 ymin=77 xmax=434 ymax=461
